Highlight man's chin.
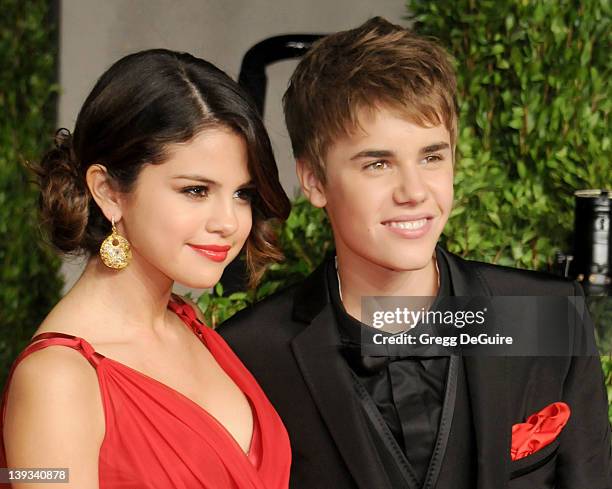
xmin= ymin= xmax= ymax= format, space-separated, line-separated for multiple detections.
xmin=379 ymin=241 xmax=438 ymax=268
xmin=373 ymin=253 xmax=435 ymax=273
xmin=385 ymin=262 xmax=432 ymax=273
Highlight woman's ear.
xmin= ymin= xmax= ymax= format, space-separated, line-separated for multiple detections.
xmin=86 ymin=164 xmax=124 ymax=222
xmin=296 ymin=159 xmax=327 ymax=208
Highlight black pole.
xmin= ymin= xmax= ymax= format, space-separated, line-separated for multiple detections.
xmin=238 ymin=34 xmax=323 ymax=115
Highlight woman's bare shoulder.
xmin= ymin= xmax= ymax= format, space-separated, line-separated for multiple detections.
xmin=3 ymin=346 xmax=104 ymax=487
xmin=4 ymin=342 xmax=105 ymax=442
xmin=6 ymin=343 xmax=102 ymax=411
xmin=6 ymin=292 xmax=106 ymax=435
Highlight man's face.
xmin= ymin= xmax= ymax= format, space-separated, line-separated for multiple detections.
xmin=308 ymin=107 xmax=454 ymax=273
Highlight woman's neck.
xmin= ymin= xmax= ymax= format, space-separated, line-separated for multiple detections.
xmin=64 ymin=254 xmax=176 ymax=339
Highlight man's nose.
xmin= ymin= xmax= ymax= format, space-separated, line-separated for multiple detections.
xmin=392 ymin=164 xmax=427 ymax=204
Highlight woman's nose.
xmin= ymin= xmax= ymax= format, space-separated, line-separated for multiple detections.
xmin=205 ymin=197 xmax=239 ymax=236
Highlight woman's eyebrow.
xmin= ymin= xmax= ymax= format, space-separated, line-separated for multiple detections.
xmin=172 ymin=174 xmax=254 ymax=187
xmin=172 ymin=174 xmax=217 ymax=184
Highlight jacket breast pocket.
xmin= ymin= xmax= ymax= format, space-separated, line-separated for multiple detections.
xmin=508 ymin=438 xmax=559 ymax=488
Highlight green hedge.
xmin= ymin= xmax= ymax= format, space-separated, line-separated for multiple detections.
xmin=0 ymin=1 xmax=63 ymax=388
xmin=407 ymin=0 xmax=610 ymax=268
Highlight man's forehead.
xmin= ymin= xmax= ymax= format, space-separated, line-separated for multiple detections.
xmin=341 ymin=103 xmax=448 ymax=135
xmin=335 ymin=112 xmax=449 ymax=146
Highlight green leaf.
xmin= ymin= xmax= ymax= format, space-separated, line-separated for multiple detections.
xmin=228 ymin=292 xmax=248 ymax=301
xmin=488 ymin=212 xmax=502 ymax=228
xmin=491 ymin=44 xmax=505 ymax=55
xmin=517 ymin=160 xmax=527 ymax=179
xmin=498 ymin=58 xmax=510 ymax=70
xmin=214 ymin=282 xmax=224 ymax=297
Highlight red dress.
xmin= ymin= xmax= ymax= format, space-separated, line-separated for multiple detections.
xmin=0 ymin=297 xmax=291 ymax=488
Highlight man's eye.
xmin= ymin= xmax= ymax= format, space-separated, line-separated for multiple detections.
xmin=234 ymin=188 xmax=255 ymax=203
xmin=422 ymin=154 xmax=443 ymax=165
xmin=365 ymin=160 xmax=389 ymax=171
xmin=182 ymin=186 xmax=209 ymax=198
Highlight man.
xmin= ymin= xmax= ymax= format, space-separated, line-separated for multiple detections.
xmin=219 ymin=17 xmax=611 ymax=489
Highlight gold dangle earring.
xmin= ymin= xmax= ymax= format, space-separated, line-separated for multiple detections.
xmin=99 ymin=216 xmax=132 ymax=270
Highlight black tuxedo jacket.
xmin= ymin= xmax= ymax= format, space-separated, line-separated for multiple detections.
xmin=219 ymin=247 xmax=612 ymax=489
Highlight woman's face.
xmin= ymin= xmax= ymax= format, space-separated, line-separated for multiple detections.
xmin=119 ymin=128 xmax=254 ymax=289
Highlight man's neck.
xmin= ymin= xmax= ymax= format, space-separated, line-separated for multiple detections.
xmin=335 ymin=252 xmax=439 ymax=321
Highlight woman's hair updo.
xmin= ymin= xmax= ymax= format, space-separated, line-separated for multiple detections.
xmin=33 ymin=49 xmax=290 ymax=287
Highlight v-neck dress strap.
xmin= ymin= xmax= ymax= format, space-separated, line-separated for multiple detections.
xmin=21 ymin=331 xmax=103 ymax=366
xmin=0 ymin=298 xmax=291 ymax=489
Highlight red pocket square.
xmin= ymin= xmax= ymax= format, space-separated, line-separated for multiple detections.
xmin=510 ymin=402 xmax=570 ymax=461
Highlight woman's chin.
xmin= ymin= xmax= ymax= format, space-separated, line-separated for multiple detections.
xmin=172 ymin=271 xmax=223 ymax=291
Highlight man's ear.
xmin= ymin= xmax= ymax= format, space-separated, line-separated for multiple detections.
xmin=296 ymin=159 xmax=327 ymax=208
xmin=86 ymin=164 xmax=124 ymax=223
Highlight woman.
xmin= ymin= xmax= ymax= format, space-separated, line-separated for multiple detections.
xmin=0 ymin=49 xmax=292 ymax=488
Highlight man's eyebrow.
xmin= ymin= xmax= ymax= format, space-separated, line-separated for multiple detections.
xmin=420 ymin=142 xmax=451 ymax=154
xmin=349 ymin=144 xmax=451 ymax=161
xmin=350 ymin=149 xmax=396 ymax=160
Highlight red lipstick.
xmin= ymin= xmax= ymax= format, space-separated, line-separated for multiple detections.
xmin=189 ymin=244 xmax=231 ymax=262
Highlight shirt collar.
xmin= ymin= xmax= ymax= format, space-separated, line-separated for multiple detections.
xmin=329 ymin=247 xmax=454 ymax=371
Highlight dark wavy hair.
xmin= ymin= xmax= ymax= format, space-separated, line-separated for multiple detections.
xmin=32 ymin=49 xmax=291 ymax=287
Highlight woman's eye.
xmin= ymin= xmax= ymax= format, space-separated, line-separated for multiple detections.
xmin=234 ymin=188 xmax=255 ymax=203
xmin=365 ymin=160 xmax=389 ymax=171
xmin=182 ymin=186 xmax=209 ymax=198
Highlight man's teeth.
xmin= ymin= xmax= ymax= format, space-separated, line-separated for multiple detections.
xmin=385 ymin=219 xmax=428 ymax=230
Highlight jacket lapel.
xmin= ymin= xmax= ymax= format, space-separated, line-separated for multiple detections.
xmin=440 ymin=246 xmax=510 ymax=489
xmin=290 ymin=248 xmax=512 ymax=489
xmin=290 ymin=259 xmax=393 ymax=489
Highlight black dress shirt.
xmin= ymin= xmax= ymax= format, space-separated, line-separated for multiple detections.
xmin=329 ymin=250 xmax=453 ymax=486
